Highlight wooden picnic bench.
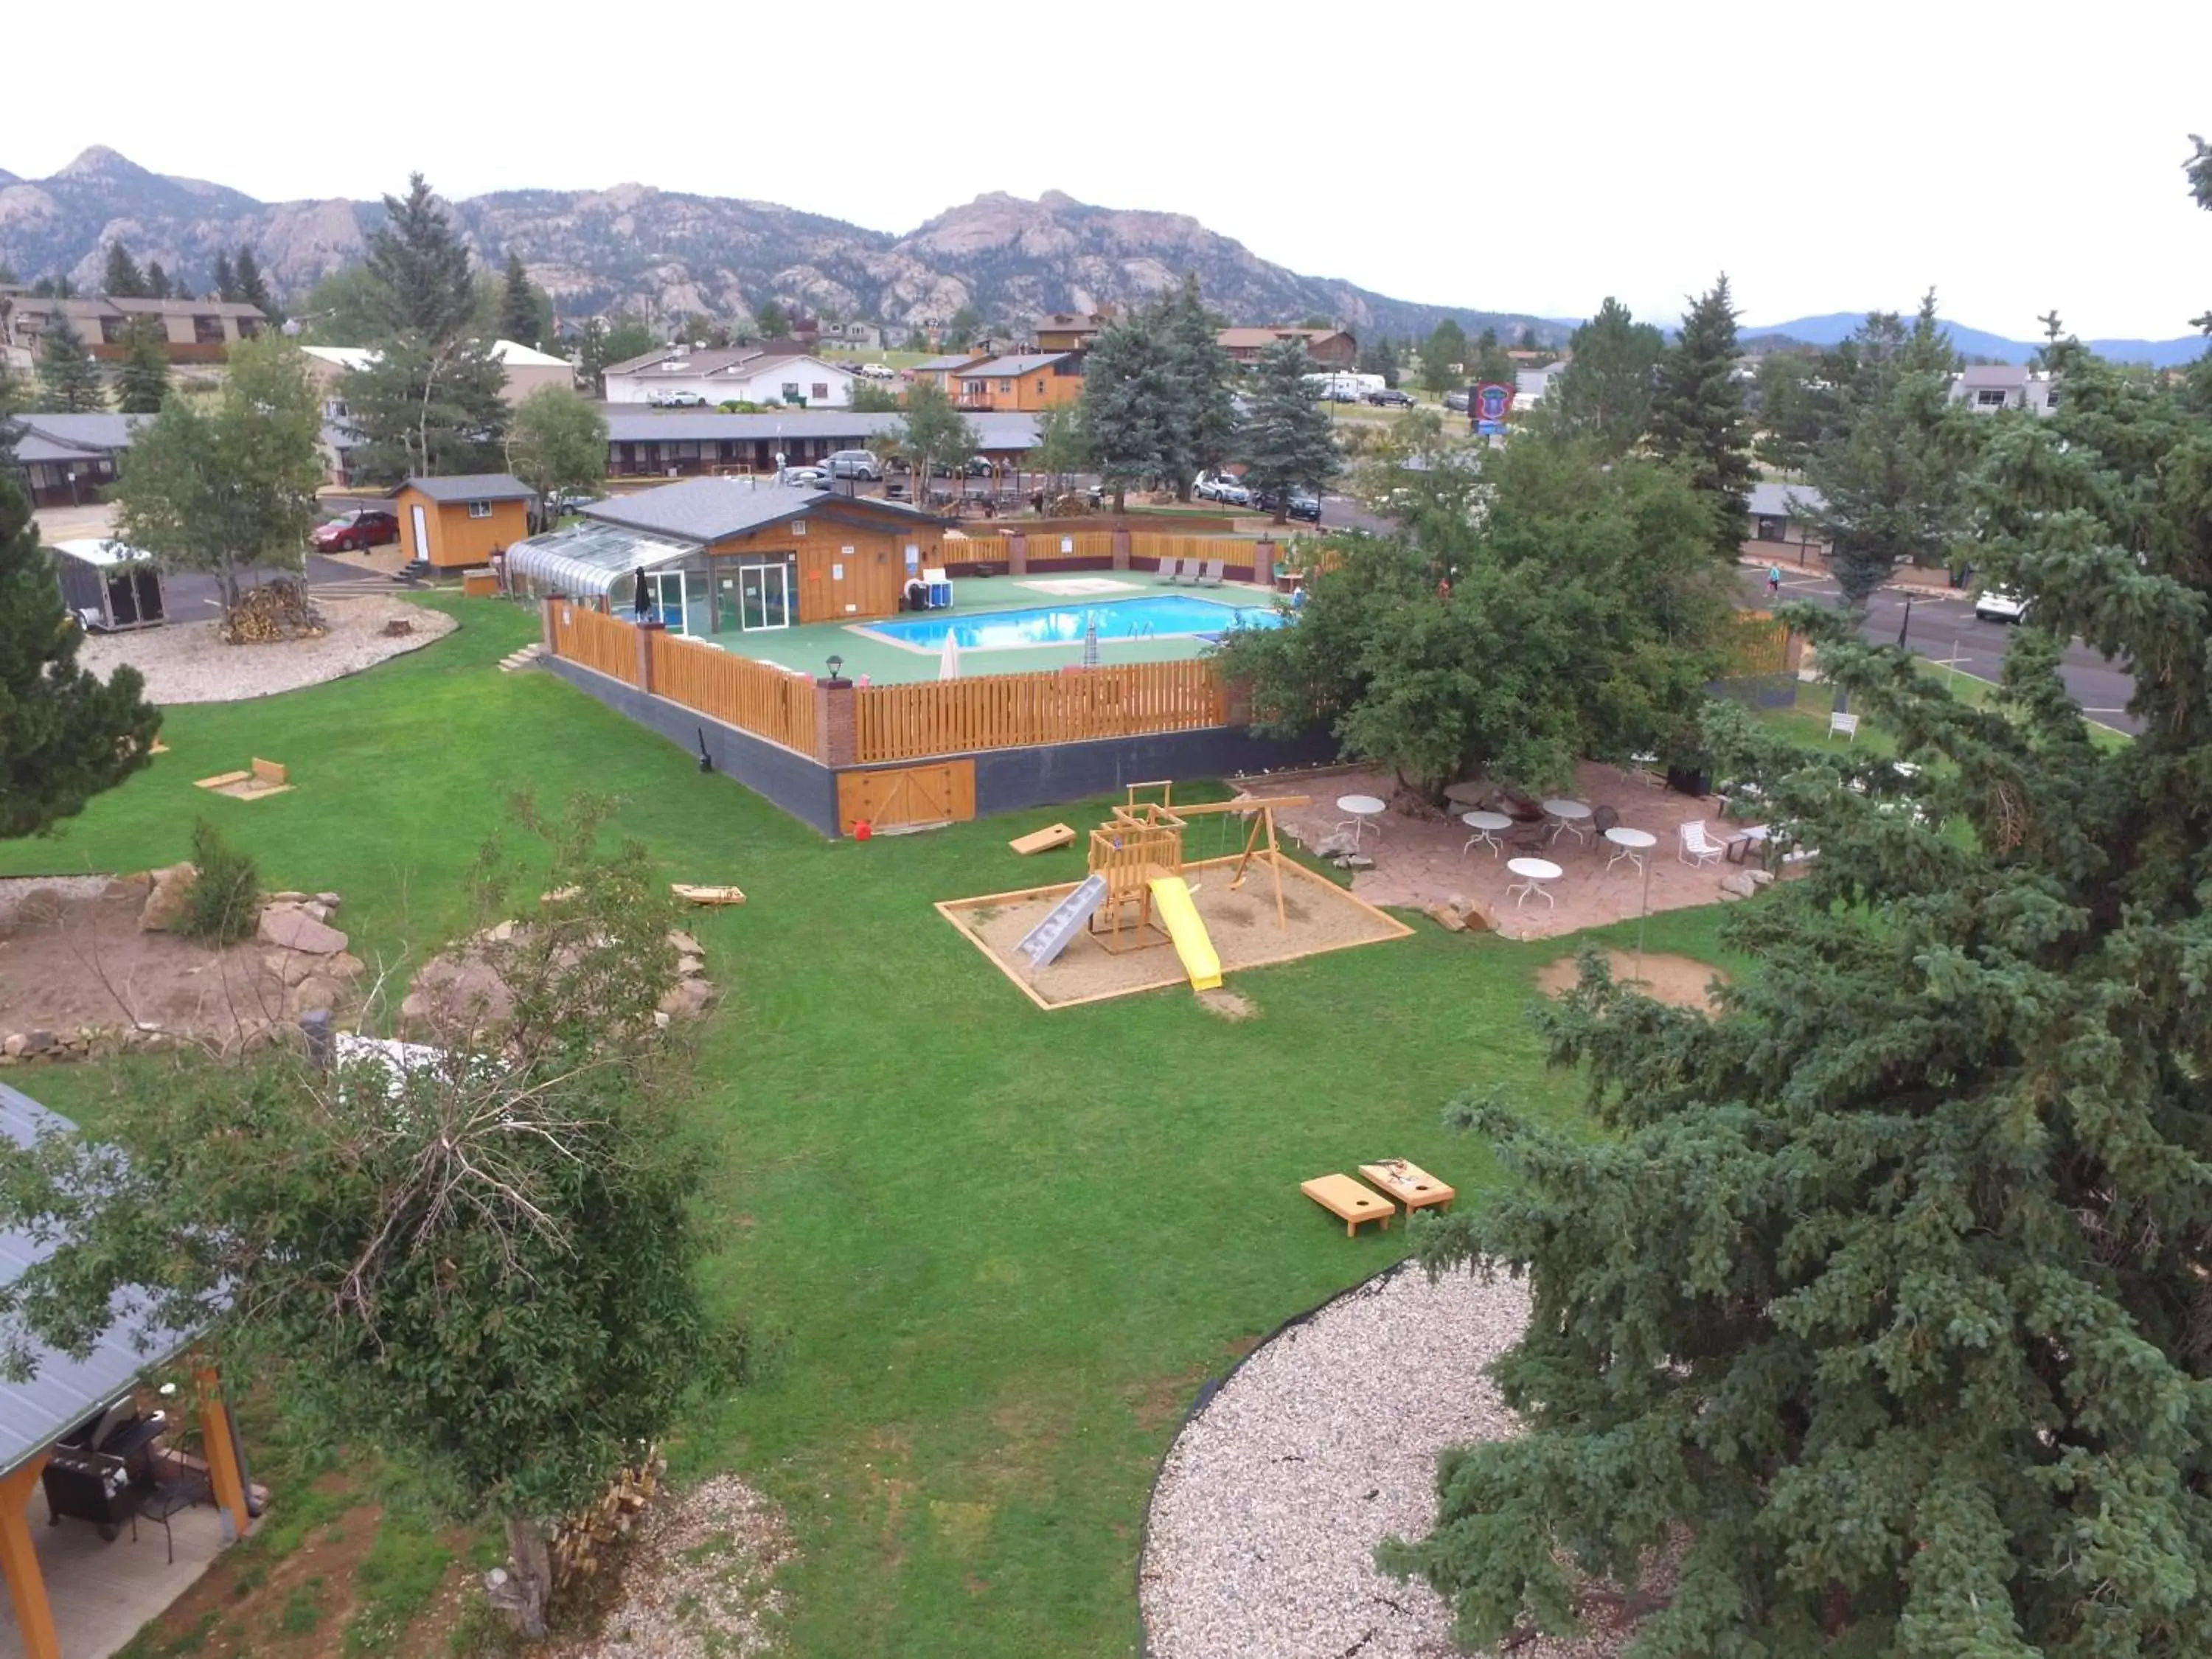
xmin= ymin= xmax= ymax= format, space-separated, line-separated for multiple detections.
xmin=1301 ymin=1173 xmax=1394 ymax=1237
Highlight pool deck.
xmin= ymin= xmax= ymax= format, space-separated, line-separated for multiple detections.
xmin=686 ymin=573 xmax=1287 ymax=685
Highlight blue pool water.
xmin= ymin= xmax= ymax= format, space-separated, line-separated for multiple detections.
xmin=863 ymin=595 xmax=1285 ymax=652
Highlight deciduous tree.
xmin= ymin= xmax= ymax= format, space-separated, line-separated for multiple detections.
xmin=113 ymin=316 xmax=172 ymax=414
xmin=1237 ymin=336 xmax=1342 ymax=518
xmin=1531 ymin=297 xmax=1665 ymax=461
xmin=111 ymin=333 xmax=322 ymax=621
xmin=754 ymin=298 xmax=792 ymax=338
xmin=36 ymin=310 xmax=105 ymax=412
xmin=1646 ymin=273 xmax=1756 ymax=558
xmin=886 ymin=378 xmax=978 ymax=485
xmin=505 ymin=386 xmax=607 ymax=527
xmin=1419 ymin=318 xmax=1468 ymax=397
xmin=1032 ymin=401 xmax=1092 ymax=495
xmin=941 ymin=304 xmax=981 ymax=349
xmin=0 ymin=479 xmax=158 ymax=838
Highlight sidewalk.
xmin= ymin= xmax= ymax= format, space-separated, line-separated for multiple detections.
xmin=1738 ymin=548 xmax=1969 ymax=601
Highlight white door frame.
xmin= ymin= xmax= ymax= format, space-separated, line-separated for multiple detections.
xmin=409 ymin=503 xmax=430 ymax=564
xmin=738 ymin=561 xmax=791 ymax=631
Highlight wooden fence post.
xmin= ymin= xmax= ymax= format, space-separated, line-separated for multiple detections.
xmin=816 ymin=674 xmax=856 ymax=767
xmin=634 ymin=619 xmax=663 ymax=695
xmin=1007 ymin=532 xmax=1028 ymax=577
xmin=1112 ymin=526 xmax=1130 ymax=571
xmin=540 ymin=593 xmax=561 ymax=655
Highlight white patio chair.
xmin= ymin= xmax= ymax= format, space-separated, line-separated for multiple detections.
xmin=1829 ymin=710 xmax=1860 ymax=743
xmin=1155 ymin=557 xmax=1185 ymax=584
xmin=1678 ymin=819 xmax=1724 ymax=867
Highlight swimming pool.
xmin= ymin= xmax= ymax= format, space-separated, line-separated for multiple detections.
xmin=861 ymin=595 xmax=1285 ymax=653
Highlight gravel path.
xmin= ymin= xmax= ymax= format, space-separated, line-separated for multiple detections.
xmin=1141 ymin=1262 xmax=1630 ymax=1659
xmin=79 ymin=595 xmax=456 ymax=704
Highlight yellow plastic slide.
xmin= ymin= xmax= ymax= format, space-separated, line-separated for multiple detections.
xmin=1148 ymin=875 xmax=1222 ymax=991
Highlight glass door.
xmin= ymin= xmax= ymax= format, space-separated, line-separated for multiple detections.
xmin=738 ymin=562 xmax=791 ymax=630
xmin=647 ymin=569 xmax=686 ymax=633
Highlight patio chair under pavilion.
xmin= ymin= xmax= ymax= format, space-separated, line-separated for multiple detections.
xmin=1 ymin=1083 xmax=256 ymax=1659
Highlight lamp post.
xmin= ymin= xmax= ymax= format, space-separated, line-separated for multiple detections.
xmin=826 ymin=653 xmax=844 ymax=683
xmin=1896 ymin=597 xmax=1914 ymax=650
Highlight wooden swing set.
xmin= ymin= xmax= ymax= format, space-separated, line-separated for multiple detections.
xmin=1084 ymin=781 xmax=1311 ymax=950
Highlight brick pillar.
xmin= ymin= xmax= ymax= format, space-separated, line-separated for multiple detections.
xmin=1007 ymin=532 xmax=1028 ymax=577
xmin=816 ymin=676 xmax=856 ymax=768
xmin=1255 ymin=540 xmax=1278 ymax=587
xmin=1112 ymin=526 xmax=1131 ymax=571
xmin=635 ymin=618 xmax=664 ymax=693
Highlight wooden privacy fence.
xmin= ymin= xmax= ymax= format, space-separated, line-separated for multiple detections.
xmin=946 ymin=535 xmax=1008 ymax=565
xmin=1026 ymin=530 xmax=1117 ymax=564
xmin=1725 ymin=611 xmax=1801 ymax=678
xmin=1129 ymin=532 xmax=1256 ymax=571
xmin=552 ymin=602 xmax=639 ymax=686
xmin=649 ymin=631 xmax=818 ymax=755
xmin=854 ymin=661 xmax=1227 ymax=764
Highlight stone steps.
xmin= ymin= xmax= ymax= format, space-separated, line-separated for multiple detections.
xmin=498 ymin=643 xmax=545 ymax=674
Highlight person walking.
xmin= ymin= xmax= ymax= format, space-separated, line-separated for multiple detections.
xmin=1766 ymin=564 xmax=1783 ymax=600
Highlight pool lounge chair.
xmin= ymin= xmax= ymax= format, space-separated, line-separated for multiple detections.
xmin=1196 ymin=558 xmax=1225 ymax=588
xmin=1155 ymin=557 xmax=1186 ymax=584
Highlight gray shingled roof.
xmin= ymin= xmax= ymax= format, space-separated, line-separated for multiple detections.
xmin=13 ymin=413 xmax=151 ymax=453
xmin=958 ymin=353 xmax=1073 ymax=378
xmin=582 ymin=479 xmax=830 ymax=543
xmin=392 ymin=473 xmax=536 ymax=504
xmin=1747 ymin=481 xmax=1826 ymax=518
xmin=1 ymin=1082 xmax=206 ymax=1479
xmin=601 ymin=409 xmax=1044 ymax=453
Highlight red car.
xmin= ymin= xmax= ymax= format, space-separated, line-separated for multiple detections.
xmin=311 ymin=509 xmax=400 ymax=552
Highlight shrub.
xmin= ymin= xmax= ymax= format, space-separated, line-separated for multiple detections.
xmin=181 ymin=818 xmax=260 ymax=945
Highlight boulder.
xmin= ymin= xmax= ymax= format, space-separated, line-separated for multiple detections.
xmin=262 ymin=950 xmax=320 ymax=988
xmin=139 ymin=863 xmax=200 ymax=932
xmin=315 ymin=891 xmax=342 ymax=909
xmin=259 ymin=907 xmax=349 ymax=955
xmin=24 ymin=1030 xmax=57 ymax=1056
xmin=326 ymin=951 xmax=367 ymax=981
xmin=676 ymin=954 xmax=706 ymax=980
xmin=285 ymin=975 xmax=347 ymax=1018
xmin=302 ymin=902 xmax=333 ymax=924
xmin=268 ymin=891 xmax=310 ymax=905
xmin=1 ymin=1034 xmax=25 ymax=1058
xmin=1333 ymin=853 xmax=1374 ymax=871
xmin=667 ymin=929 xmax=703 ymax=956
xmin=658 ymin=977 xmax=716 ymax=1020
xmin=1312 ymin=835 xmax=1357 ymax=860
xmin=1426 ymin=905 xmax=1468 ymax=933
xmin=1718 ymin=871 xmax=1761 ymax=899
xmin=1747 ymin=869 xmax=1775 ymax=888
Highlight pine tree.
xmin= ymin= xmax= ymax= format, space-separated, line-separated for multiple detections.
xmin=1384 ymin=342 xmax=2212 ymax=1656
xmin=754 ymin=299 xmax=793 ymax=340
xmin=1237 ymin=337 xmax=1342 ymax=516
xmin=1077 ymin=312 xmax=1174 ymax=512
xmin=103 ymin=241 xmax=147 ymax=299
xmin=1158 ymin=275 xmax=1237 ymax=498
xmin=36 ymin=311 xmax=105 ymax=412
xmin=0 ymin=479 xmax=159 ymax=837
xmin=364 ymin=175 xmax=476 ymax=341
xmin=498 ymin=251 xmax=543 ymax=347
xmin=145 ymin=260 xmax=172 ymax=300
xmin=1419 ymin=319 xmax=1468 ymax=397
xmin=113 ymin=317 xmax=172 ymax=414
xmin=232 ymin=247 xmax=276 ymax=321
xmin=1646 ymin=273 xmax=1756 ymax=558
xmin=1535 ymin=297 xmax=1668 ymax=460
xmin=212 ymin=251 xmax=237 ymax=304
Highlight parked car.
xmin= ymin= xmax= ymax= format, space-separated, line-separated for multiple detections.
xmin=782 ymin=465 xmax=829 ymax=487
xmin=1363 ymin=389 xmax=1416 ymax=408
xmin=1444 ymin=389 xmax=1471 ymax=412
xmin=824 ymin=450 xmax=883 ymax=481
xmin=310 ymin=509 xmax=400 ymax=552
xmin=1193 ymin=472 xmax=1251 ymax=506
xmin=1252 ymin=487 xmax=1322 ymax=522
xmin=1975 ymin=587 xmax=2029 ymax=623
xmin=928 ymin=458 xmax=994 ymax=478
xmin=858 ymin=362 xmax=897 ymax=379
xmin=546 ymin=491 xmax=600 ymax=517
xmin=647 ymin=390 xmax=710 ymax=408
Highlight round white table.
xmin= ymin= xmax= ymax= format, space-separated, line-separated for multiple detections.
xmin=1506 ymin=856 xmax=1563 ymax=908
xmin=1461 ymin=810 xmax=1514 ymax=858
xmin=1603 ymin=825 xmax=1657 ymax=874
xmin=1335 ymin=794 xmax=1387 ymax=846
xmin=1541 ymin=798 xmax=1593 ymax=845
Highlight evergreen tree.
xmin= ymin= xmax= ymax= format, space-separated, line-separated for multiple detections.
xmin=36 ymin=311 xmax=105 ymax=413
xmin=1357 ymin=334 xmax=1401 ymax=388
xmin=1384 ymin=346 xmax=2212 ymax=1656
xmin=1078 ymin=311 xmax=1174 ymax=512
xmin=754 ymin=298 xmax=792 ymax=340
xmin=1534 ymin=298 xmax=1669 ymax=461
xmin=1419 ymin=318 xmax=1468 ymax=397
xmin=102 ymin=241 xmax=147 ymax=298
xmin=0 ymin=478 xmax=159 ymax=838
xmin=363 ymin=175 xmax=476 ymax=340
xmin=1470 ymin=327 xmax=1517 ymax=388
xmin=145 ymin=260 xmax=171 ymax=300
xmin=941 ymin=304 xmax=980 ymax=350
xmin=232 ymin=247 xmax=276 ymax=321
xmin=1646 ymin=273 xmax=1756 ymax=558
xmin=1805 ymin=293 xmax=1972 ymax=608
xmin=113 ymin=316 xmax=172 ymax=414
xmin=1237 ymin=336 xmax=1342 ymax=517
xmin=497 ymin=251 xmax=543 ymax=347
xmin=212 ymin=251 xmax=237 ymax=303
xmin=1158 ymin=276 xmax=1237 ymax=498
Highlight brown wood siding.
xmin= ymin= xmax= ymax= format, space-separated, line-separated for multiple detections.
xmin=394 ymin=488 xmax=530 ymax=568
xmin=648 ymin=630 xmax=818 ymax=754
xmin=836 ymin=760 xmax=976 ymax=833
xmin=706 ymin=515 xmax=945 ymax=623
xmin=550 ymin=601 xmax=640 ymax=684
xmin=852 ymin=661 xmax=1227 ymax=763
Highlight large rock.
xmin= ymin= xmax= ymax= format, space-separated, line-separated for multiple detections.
xmin=658 ymin=977 xmax=716 ymax=1020
xmin=139 ymin=863 xmax=199 ymax=932
xmin=259 ymin=906 xmax=349 ymax=955
xmin=1718 ymin=871 xmax=1762 ymax=900
xmin=285 ymin=975 xmax=347 ymax=1018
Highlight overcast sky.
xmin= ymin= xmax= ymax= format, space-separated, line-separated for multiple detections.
xmin=7 ymin=0 xmax=2205 ymax=341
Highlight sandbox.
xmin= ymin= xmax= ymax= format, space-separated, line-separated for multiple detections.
xmin=939 ymin=855 xmax=1412 ymax=1010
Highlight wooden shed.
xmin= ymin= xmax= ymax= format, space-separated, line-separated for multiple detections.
xmin=387 ymin=474 xmax=535 ymax=570
xmin=49 ymin=539 xmax=167 ymax=632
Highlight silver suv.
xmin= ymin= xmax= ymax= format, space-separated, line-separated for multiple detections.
xmin=823 ymin=450 xmax=883 ymax=481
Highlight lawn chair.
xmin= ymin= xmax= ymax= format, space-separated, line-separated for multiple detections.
xmin=1829 ymin=710 xmax=1860 ymax=743
xmin=1155 ymin=557 xmax=1185 ymax=584
xmin=1196 ymin=558 xmax=1225 ymax=588
xmin=1172 ymin=559 xmax=1200 ymax=585
xmin=1678 ymin=819 xmax=1724 ymax=867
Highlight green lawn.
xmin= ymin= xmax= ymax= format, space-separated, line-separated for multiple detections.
xmin=9 ymin=597 xmax=1733 ymax=1657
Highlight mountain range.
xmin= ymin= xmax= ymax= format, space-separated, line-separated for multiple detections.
xmin=0 ymin=147 xmax=1564 ymax=346
xmin=1742 ymin=311 xmax=2206 ymax=369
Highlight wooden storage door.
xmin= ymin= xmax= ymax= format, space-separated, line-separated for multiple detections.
xmin=836 ymin=760 xmax=976 ymax=835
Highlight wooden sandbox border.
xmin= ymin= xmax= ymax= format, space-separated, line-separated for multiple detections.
xmin=936 ymin=853 xmax=1415 ymax=1012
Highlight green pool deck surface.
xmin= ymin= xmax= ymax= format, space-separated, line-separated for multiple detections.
xmin=668 ymin=572 xmax=1289 ymax=684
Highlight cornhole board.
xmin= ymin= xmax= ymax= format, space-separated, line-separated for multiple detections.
xmin=671 ymin=883 xmax=747 ymax=906
xmin=194 ymin=757 xmax=292 ymax=800
xmin=1301 ymin=1173 xmax=1394 ymax=1237
xmin=1008 ymin=823 xmax=1076 ymax=856
xmin=1359 ymin=1159 xmax=1455 ymax=1220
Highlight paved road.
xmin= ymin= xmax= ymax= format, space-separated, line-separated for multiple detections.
xmin=1755 ymin=565 xmax=2142 ymax=736
xmin=155 ymin=554 xmax=408 ymax=622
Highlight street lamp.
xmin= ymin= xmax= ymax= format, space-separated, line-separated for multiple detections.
xmin=826 ymin=653 xmax=844 ymax=681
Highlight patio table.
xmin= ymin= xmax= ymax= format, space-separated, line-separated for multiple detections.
xmin=1460 ymin=810 xmax=1513 ymax=858
xmin=1541 ymin=798 xmax=1593 ymax=846
xmin=1602 ymin=825 xmax=1658 ymax=874
xmin=1335 ymin=794 xmax=1387 ymax=846
xmin=1506 ymin=856 xmax=1562 ymax=908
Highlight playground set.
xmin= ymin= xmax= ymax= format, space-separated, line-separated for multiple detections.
xmin=939 ymin=784 xmax=1412 ymax=1010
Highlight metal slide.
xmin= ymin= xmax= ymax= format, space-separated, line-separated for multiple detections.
xmin=1016 ymin=872 xmax=1109 ymax=967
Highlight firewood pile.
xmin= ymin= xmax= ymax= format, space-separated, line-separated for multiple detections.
xmin=550 ymin=1444 xmax=667 ymax=1587
xmin=224 ymin=579 xmax=327 ymax=645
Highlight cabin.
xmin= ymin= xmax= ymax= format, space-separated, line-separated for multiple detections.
xmin=387 ymin=475 xmax=536 ymax=570
xmin=953 ymin=353 xmax=1085 ymax=412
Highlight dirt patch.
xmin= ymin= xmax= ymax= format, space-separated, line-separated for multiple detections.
xmin=942 ymin=855 xmax=1411 ymax=1009
xmin=1537 ymin=950 xmax=1729 ymax=1012
xmin=127 ymin=1498 xmax=385 ymax=1659
xmin=1196 ymin=989 xmax=1256 ymax=1021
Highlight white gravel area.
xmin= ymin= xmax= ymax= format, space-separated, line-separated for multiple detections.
xmin=78 ymin=595 xmax=456 ymax=704
xmin=1141 ymin=1262 xmax=1630 ymax=1659
xmin=565 ymin=1474 xmax=791 ymax=1658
